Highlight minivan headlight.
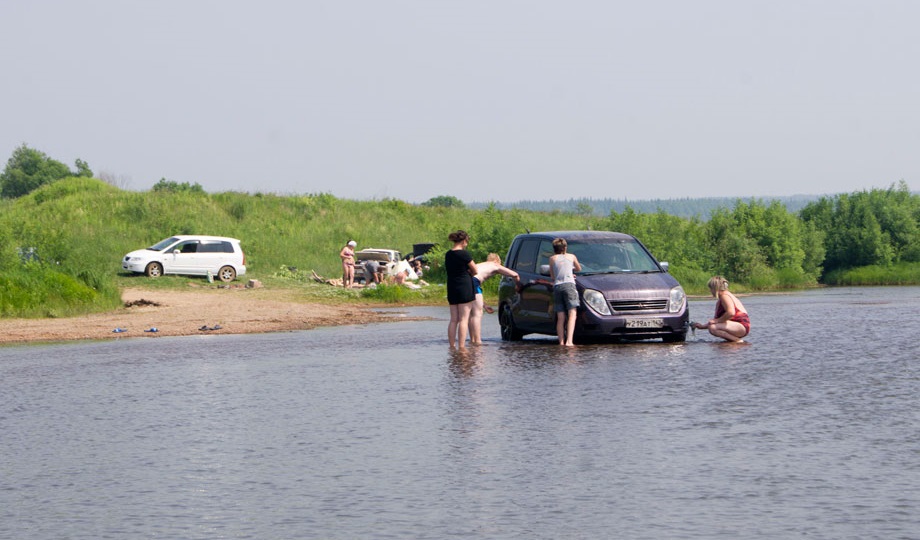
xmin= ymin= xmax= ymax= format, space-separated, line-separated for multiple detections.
xmin=583 ymin=288 xmax=611 ymax=315
xmin=668 ymin=286 xmax=686 ymax=313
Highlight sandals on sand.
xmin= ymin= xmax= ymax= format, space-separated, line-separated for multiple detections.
xmin=198 ymin=325 xmax=223 ymax=332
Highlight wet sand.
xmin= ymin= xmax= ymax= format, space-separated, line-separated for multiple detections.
xmin=0 ymin=286 xmax=402 ymax=345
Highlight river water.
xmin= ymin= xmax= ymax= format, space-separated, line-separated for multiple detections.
xmin=2 ymin=286 xmax=919 ymax=539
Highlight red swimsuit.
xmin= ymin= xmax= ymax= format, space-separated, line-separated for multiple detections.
xmin=715 ymin=294 xmax=751 ymax=336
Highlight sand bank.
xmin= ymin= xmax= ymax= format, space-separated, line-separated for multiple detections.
xmin=0 ymin=286 xmax=405 ymax=345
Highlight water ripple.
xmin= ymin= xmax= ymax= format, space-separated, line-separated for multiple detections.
xmin=1 ymin=287 xmax=919 ymax=539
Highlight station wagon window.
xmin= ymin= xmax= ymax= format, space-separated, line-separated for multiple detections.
xmin=176 ymin=241 xmax=199 ymax=253
xmin=199 ymin=241 xmax=234 ymax=253
xmin=150 ymin=237 xmax=180 ymax=251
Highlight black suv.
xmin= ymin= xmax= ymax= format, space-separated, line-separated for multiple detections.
xmin=497 ymin=231 xmax=689 ymax=343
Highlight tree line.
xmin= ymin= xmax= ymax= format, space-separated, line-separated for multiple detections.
xmin=432 ymin=181 xmax=920 ymax=289
xmin=2 ymin=145 xmax=918 ymax=319
xmin=467 ymin=194 xmax=824 ymax=219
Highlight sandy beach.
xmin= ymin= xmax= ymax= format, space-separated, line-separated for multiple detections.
xmin=0 ymin=286 xmax=405 ymax=345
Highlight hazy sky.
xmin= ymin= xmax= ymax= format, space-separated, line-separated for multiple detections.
xmin=2 ymin=1 xmax=918 ymax=203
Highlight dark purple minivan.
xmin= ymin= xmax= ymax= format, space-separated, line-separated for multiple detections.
xmin=497 ymin=231 xmax=689 ymax=343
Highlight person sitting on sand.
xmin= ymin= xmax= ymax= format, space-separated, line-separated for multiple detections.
xmin=408 ymin=255 xmax=425 ymax=277
xmin=394 ymin=268 xmax=408 ymax=285
xmin=387 ymin=267 xmax=424 ymax=289
xmin=469 ymin=253 xmax=520 ymax=344
xmin=692 ymin=276 xmax=750 ymax=342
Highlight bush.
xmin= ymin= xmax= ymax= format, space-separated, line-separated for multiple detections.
xmin=151 ymin=178 xmax=205 ymax=193
xmin=824 ymin=262 xmax=920 ymax=286
xmin=668 ymin=266 xmax=711 ymax=296
xmin=0 ymin=264 xmax=121 ymax=318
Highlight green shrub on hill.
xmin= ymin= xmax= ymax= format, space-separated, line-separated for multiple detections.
xmin=1 ymin=173 xmax=918 ymax=318
xmin=0 ymin=264 xmax=121 ymax=318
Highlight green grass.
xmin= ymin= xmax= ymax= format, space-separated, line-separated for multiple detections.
xmin=359 ymin=282 xmax=446 ymax=303
xmin=0 ymin=177 xmax=912 ymax=318
xmin=823 ymin=262 xmax=920 ymax=286
xmin=0 ymin=264 xmax=121 ymax=318
xmin=268 ymin=266 xmax=446 ymax=304
xmin=0 ymin=179 xmax=555 ymax=316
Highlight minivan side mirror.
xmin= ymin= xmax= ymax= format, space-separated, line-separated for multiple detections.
xmin=173 ymin=249 xmax=181 ymax=255
xmin=539 ymin=264 xmax=550 ymax=276
xmin=660 ymin=261 xmax=669 ymax=272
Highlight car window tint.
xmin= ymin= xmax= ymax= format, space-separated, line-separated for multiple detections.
xmin=536 ymin=240 xmax=554 ymax=270
xmin=151 ymin=237 xmax=180 ymax=251
xmin=622 ymin=241 xmax=659 ymax=271
xmin=177 ymin=241 xmax=198 ymax=253
xmin=198 ymin=241 xmax=234 ymax=253
xmin=570 ymin=242 xmax=628 ymax=272
xmin=513 ymin=239 xmax=540 ymax=274
xmin=567 ymin=239 xmax=660 ymax=272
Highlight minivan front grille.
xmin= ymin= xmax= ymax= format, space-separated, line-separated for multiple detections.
xmin=609 ymin=299 xmax=667 ymax=312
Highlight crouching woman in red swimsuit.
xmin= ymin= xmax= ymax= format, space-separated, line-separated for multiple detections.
xmin=692 ymin=276 xmax=750 ymax=342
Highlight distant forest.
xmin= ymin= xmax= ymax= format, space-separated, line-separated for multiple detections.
xmin=469 ymin=194 xmax=829 ymax=219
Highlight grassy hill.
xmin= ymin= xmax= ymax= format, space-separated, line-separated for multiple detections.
xmin=2 ymin=178 xmax=915 ymax=318
xmin=0 ymin=178 xmax=588 ymax=317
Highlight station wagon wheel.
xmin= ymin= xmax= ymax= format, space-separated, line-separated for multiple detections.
xmin=499 ymin=304 xmax=523 ymax=341
xmin=145 ymin=262 xmax=163 ymax=278
xmin=217 ymin=265 xmax=237 ymax=282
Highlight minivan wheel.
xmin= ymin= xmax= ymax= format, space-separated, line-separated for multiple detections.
xmin=145 ymin=262 xmax=163 ymax=278
xmin=499 ymin=304 xmax=524 ymax=341
xmin=217 ymin=265 xmax=237 ymax=282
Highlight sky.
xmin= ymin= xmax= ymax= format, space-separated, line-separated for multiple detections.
xmin=2 ymin=1 xmax=918 ymax=204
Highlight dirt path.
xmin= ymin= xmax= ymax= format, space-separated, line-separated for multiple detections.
xmin=0 ymin=286 xmax=403 ymax=345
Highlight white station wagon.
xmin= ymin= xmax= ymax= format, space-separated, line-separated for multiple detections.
xmin=122 ymin=235 xmax=247 ymax=282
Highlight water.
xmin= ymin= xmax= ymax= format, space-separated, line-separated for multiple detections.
xmin=2 ymin=287 xmax=919 ymax=539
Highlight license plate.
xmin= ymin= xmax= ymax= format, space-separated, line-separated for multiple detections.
xmin=626 ymin=318 xmax=663 ymax=328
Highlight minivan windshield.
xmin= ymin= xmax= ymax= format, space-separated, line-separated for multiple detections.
xmin=148 ymin=237 xmax=180 ymax=251
xmin=567 ymin=239 xmax=661 ymax=274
